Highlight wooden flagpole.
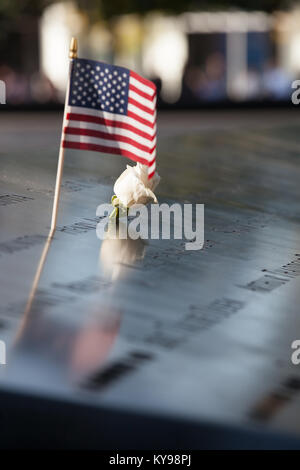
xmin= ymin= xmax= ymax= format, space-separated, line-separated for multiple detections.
xmin=13 ymin=38 xmax=78 ymax=341
xmin=49 ymin=36 xmax=78 ymax=237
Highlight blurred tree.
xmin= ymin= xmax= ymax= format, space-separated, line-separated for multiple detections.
xmin=75 ymin=0 xmax=290 ymax=20
xmin=0 ymin=0 xmax=52 ymax=73
xmin=0 ymin=0 xmax=291 ymax=74
xmin=0 ymin=0 xmax=52 ymax=18
xmin=0 ymin=0 xmax=292 ymax=22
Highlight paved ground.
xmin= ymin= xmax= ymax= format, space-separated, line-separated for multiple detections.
xmin=0 ymin=109 xmax=300 ymax=448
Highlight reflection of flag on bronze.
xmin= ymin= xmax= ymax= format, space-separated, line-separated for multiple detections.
xmin=62 ymin=58 xmax=157 ymax=179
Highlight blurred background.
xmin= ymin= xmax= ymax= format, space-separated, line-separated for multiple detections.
xmin=0 ymin=0 xmax=300 ymax=107
xmin=2 ymin=2 xmax=300 ymax=451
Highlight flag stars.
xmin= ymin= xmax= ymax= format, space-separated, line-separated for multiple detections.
xmin=71 ymin=60 xmax=129 ymax=115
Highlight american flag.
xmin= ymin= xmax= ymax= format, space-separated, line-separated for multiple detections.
xmin=62 ymin=58 xmax=157 ymax=179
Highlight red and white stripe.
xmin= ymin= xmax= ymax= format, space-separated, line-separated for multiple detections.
xmin=62 ymin=70 xmax=157 ymax=179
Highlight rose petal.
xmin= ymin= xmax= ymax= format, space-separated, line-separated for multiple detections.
xmin=114 ymin=163 xmax=160 ymax=207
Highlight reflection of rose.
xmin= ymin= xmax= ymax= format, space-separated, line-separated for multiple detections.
xmin=100 ymin=222 xmax=146 ymax=281
xmin=114 ymin=163 xmax=160 ymax=207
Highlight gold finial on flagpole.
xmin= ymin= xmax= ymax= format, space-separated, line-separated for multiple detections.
xmin=69 ymin=37 xmax=78 ymax=59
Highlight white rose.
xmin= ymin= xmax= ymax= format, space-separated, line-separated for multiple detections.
xmin=113 ymin=163 xmax=160 ymax=207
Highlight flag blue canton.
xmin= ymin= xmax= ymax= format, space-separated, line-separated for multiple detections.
xmin=69 ymin=58 xmax=130 ymax=115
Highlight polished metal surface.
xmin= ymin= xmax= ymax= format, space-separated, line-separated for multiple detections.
xmin=1 ymin=110 xmax=300 ymax=447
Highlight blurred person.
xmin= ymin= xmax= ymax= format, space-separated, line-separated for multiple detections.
xmin=247 ymin=68 xmax=262 ymax=99
xmin=262 ymin=58 xmax=292 ymax=100
xmin=0 ymin=64 xmax=30 ymax=104
xmin=181 ymin=64 xmax=205 ymax=104
xmin=181 ymin=54 xmax=227 ymax=104
xmin=182 ymin=53 xmax=226 ymax=103
xmin=198 ymin=52 xmax=226 ymax=102
xmin=29 ymin=72 xmax=58 ymax=103
xmin=232 ymin=67 xmax=262 ymax=101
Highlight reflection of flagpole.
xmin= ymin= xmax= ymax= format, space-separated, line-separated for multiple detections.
xmin=14 ymin=234 xmax=52 ymax=342
xmin=50 ymin=37 xmax=78 ymax=237
xmin=16 ymin=233 xmax=52 ymax=339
